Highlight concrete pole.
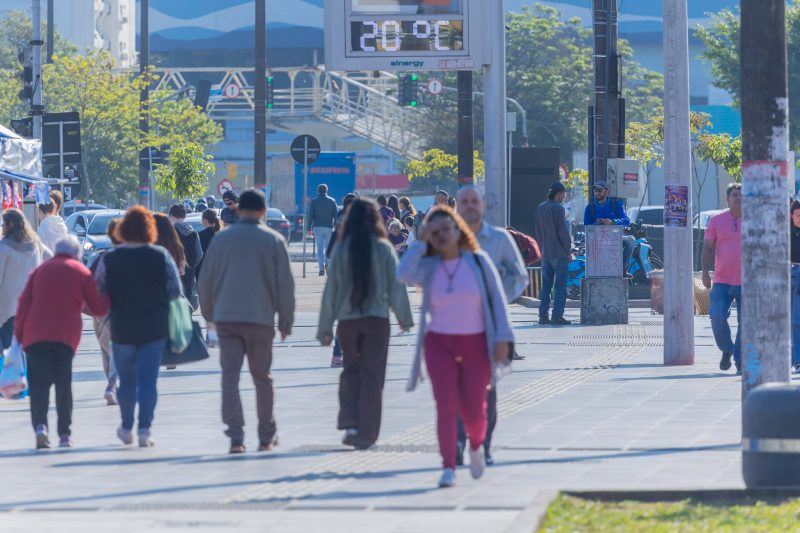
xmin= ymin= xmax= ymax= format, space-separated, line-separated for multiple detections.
xmin=254 ymin=0 xmax=267 ymax=193
xmin=483 ymin=0 xmax=507 ymax=225
xmin=740 ymin=0 xmax=790 ymax=397
xmin=662 ymin=0 xmax=695 ymax=365
xmin=31 ymin=0 xmax=43 ymax=141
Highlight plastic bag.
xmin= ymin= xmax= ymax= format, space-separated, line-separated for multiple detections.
xmin=168 ymin=297 xmax=193 ymax=353
xmin=0 ymin=339 xmax=28 ymax=398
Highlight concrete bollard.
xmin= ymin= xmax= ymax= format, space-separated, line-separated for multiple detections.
xmin=742 ymin=383 xmax=800 ymax=488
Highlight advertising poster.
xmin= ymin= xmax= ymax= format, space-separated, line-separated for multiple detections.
xmin=664 ymin=185 xmax=689 ymax=227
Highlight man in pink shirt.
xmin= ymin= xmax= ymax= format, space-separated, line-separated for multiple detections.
xmin=702 ymin=183 xmax=743 ymax=373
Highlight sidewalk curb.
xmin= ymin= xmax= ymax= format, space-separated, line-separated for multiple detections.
xmin=562 ymin=488 xmax=800 ymax=502
xmin=515 ymin=296 xmax=653 ymax=309
xmin=503 ymin=490 xmax=558 ymax=533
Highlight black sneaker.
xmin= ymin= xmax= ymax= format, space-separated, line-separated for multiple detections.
xmin=229 ymin=438 xmax=246 ymax=454
xmin=342 ymin=429 xmax=358 ymax=447
xmin=484 ymin=449 xmax=494 ymax=466
xmin=319 ymin=270 xmax=325 ymax=277
xmin=735 ymin=362 xmax=742 ymax=375
xmin=511 ymin=351 xmax=526 ymax=361
xmin=538 ymin=317 xmax=550 ymax=325
xmin=719 ymin=352 xmax=733 ymax=371
xmin=551 ymin=317 xmax=572 ymax=326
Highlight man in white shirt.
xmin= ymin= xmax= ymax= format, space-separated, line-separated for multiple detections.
xmin=37 ymin=190 xmax=68 ymax=252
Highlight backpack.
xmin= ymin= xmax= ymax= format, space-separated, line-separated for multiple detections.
xmin=506 ymin=227 xmax=541 ymax=266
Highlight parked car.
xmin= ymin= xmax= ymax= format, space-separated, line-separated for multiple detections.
xmin=65 ymin=209 xmax=126 ymax=265
xmin=286 ymin=213 xmax=306 ymax=242
xmin=61 ymin=200 xmax=108 ymax=218
xmin=266 ymin=208 xmax=291 ymax=241
xmin=695 ymin=209 xmax=727 ymax=230
xmin=628 ymin=205 xmax=664 ymax=226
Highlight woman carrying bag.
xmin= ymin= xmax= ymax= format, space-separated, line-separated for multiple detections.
xmin=317 ymin=198 xmax=413 ymax=450
xmin=94 ymin=207 xmax=183 ymax=448
xmin=397 ymin=206 xmax=513 ymax=488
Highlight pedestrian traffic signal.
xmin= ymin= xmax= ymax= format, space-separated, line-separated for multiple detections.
xmin=266 ymin=75 xmax=274 ymax=109
xmin=17 ymin=47 xmax=33 ymax=105
xmin=398 ymin=74 xmax=419 ymax=107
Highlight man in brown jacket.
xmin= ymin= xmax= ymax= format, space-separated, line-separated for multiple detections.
xmin=198 ymin=189 xmax=295 ymax=454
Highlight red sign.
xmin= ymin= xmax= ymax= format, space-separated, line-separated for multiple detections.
xmin=356 ymin=174 xmax=410 ymax=191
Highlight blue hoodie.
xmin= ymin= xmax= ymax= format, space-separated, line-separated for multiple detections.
xmin=584 ymin=198 xmax=630 ymax=226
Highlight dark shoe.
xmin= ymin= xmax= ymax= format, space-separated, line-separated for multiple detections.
xmin=551 ymin=316 xmax=572 ymax=326
xmin=538 ymin=317 xmax=550 ymax=325
xmin=330 ymin=355 xmax=343 ymax=368
xmin=319 ymin=271 xmax=325 ymax=277
xmin=342 ymin=429 xmax=358 ymax=447
xmin=258 ymin=436 xmax=279 ymax=452
xmin=456 ymin=441 xmax=465 ymax=466
xmin=510 ymin=351 xmax=526 ymax=361
xmin=735 ymin=362 xmax=742 ymax=375
xmin=719 ymin=352 xmax=733 ymax=371
xmin=484 ymin=449 xmax=494 ymax=466
xmin=229 ymin=439 xmax=246 ymax=454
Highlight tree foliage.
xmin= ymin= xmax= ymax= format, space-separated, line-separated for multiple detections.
xmin=154 ymin=142 xmax=215 ymax=200
xmin=0 ymin=10 xmax=77 ymax=69
xmin=404 ymin=149 xmax=485 ymax=193
xmin=0 ymin=51 xmax=223 ymax=206
xmin=696 ymin=4 xmax=800 ymax=150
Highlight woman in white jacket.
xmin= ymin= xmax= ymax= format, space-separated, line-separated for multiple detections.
xmin=37 ymin=190 xmax=68 ymax=252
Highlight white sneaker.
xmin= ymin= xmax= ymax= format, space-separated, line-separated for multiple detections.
xmin=438 ymin=468 xmax=456 ymax=488
xmin=104 ymin=388 xmax=117 ymax=406
xmin=469 ymin=447 xmax=485 ymax=480
xmin=117 ymin=426 xmax=133 ymax=445
xmin=138 ymin=430 xmax=154 ymax=448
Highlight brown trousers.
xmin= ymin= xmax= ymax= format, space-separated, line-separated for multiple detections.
xmin=217 ymin=322 xmax=276 ymax=443
xmin=336 ymin=316 xmax=391 ymax=447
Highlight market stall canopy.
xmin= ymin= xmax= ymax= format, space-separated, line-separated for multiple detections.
xmin=0 ymin=123 xmax=43 ymax=182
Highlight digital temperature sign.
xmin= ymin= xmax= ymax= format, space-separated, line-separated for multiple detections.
xmin=325 ymin=0 xmax=484 ymax=71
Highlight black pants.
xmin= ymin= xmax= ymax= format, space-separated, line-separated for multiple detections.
xmin=336 ymin=317 xmax=391 ymax=448
xmin=0 ymin=316 xmax=14 ymax=350
xmin=457 ymin=387 xmax=497 ymax=453
xmin=27 ymin=342 xmax=74 ymax=436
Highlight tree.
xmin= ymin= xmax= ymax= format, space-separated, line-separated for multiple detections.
xmin=696 ymin=4 xmax=800 ymax=150
xmin=154 ymin=142 xmax=215 ymax=200
xmin=0 ymin=10 xmax=76 ymax=69
xmin=404 ymin=149 xmax=485 ymax=193
xmin=0 ymin=52 xmax=223 ymax=205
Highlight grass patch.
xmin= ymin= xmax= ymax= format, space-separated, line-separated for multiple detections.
xmin=540 ymin=494 xmax=800 ymax=532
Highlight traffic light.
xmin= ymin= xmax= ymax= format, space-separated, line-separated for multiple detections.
xmin=398 ymin=74 xmax=419 ymax=107
xmin=17 ymin=46 xmax=33 ymax=105
xmin=266 ymin=75 xmax=274 ymax=109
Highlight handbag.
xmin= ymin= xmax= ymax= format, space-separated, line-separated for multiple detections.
xmin=162 ymin=322 xmax=210 ymax=367
xmin=473 ymin=255 xmax=515 ymax=368
xmin=168 ymin=297 xmax=193 ymax=353
xmin=0 ymin=338 xmax=28 ymax=398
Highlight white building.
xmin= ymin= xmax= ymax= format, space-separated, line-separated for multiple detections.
xmin=55 ymin=0 xmax=136 ymax=68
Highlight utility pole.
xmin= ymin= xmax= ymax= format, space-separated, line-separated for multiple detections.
xmin=138 ymin=0 xmax=150 ymax=206
xmin=31 ymin=0 xmax=43 ymax=141
xmin=254 ymin=0 xmax=267 ymax=195
xmin=483 ymin=0 xmax=507 ymax=225
xmin=662 ymin=0 xmax=695 ymax=365
xmin=457 ymin=71 xmax=474 ymax=188
xmin=46 ymin=0 xmax=53 ymax=63
xmin=740 ymin=0 xmax=790 ymax=397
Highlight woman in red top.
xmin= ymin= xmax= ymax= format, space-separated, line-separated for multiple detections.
xmin=15 ymin=236 xmax=109 ymax=449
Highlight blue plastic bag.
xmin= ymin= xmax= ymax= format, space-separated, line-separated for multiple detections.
xmin=0 ymin=338 xmax=28 ymax=399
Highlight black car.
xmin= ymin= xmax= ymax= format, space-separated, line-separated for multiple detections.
xmin=266 ymin=208 xmax=291 ymax=241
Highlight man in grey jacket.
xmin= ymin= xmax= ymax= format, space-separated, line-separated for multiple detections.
xmin=198 ymin=189 xmax=295 ymax=454
xmin=307 ymin=183 xmax=338 ymax=276
xmin=534 ymin=182 xmax=573 ymax=325
xmin=456 ymin=187 xmax=527 ymax=466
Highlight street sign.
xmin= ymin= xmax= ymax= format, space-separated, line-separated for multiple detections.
xmin=223 ymin=82 xmax=241 ymax=99
xmin=209 ymin=84 xmax=223 ymax=103
xmin=217 ymin=179 xmax=235 ymax=196
xmin=325 ymin=0 xmax=485 ymax=71
xmin=290 ymin=134 xmax=321 ymax=165
xmin=427 ymin=78 xmax=443 ymax=96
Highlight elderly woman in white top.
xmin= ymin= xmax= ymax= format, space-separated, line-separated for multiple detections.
xmin=0 ymin=209 xmax=52 ymax=350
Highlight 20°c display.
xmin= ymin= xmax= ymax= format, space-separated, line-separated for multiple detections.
xmin=350 ymin=19 xmax=464 ymax=53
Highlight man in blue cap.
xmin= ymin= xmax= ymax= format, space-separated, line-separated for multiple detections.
xmin=584 ymin=181 xmax=635 ymax=276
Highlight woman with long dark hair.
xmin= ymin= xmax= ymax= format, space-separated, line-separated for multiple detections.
xmin=397 ymin=206 xmax=514 ymax=488
xmin=154 ymin=213 xmax=186 ymax=276
xmin=399 ymin=196 xmax=417 ymax=220
xmin=317 ymin=198 xmax=413 ymax=449
xmin=197 ymin=208 xmax=223 ymax=278
xmin=387 ymin=195 xmax=402 ymax=220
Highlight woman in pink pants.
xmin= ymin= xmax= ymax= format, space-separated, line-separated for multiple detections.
xmin=397 ymin=206 xmax=514 ymax=488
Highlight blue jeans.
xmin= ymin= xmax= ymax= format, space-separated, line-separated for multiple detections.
xmin=539 ymin=258 xmax=569 ymax=319
xmin=709 ymin=283 xmax=742 ymax=365
xmin=313 ymin=227 xmax=333 ymax=272
xmin=792 ymin=265 xmax=800 ymax=366
xmin=113 ymin=339 xmax=166 ymax=432
xmin=623 ymin=235 xmax=636 ymax=273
